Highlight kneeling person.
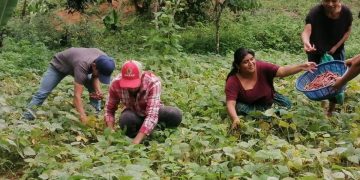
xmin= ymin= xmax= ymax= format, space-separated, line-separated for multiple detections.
xmin=104 ymin=60 xmax=182 ymax=144
xmin=225 ymin=48 xmax=317 ymax=129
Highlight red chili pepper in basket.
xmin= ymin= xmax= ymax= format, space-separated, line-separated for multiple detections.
xmin=304 ymin=71 xmax=340 ymax=90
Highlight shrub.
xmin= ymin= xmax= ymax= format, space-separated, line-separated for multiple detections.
xmin=180 ymin=10 xmax=303 ymax=55
xmin=0 ymin=37 xmax=52 ymax=75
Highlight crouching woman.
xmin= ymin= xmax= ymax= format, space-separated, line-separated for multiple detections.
xmin=225 ymin=48 xmax=317 ymax=129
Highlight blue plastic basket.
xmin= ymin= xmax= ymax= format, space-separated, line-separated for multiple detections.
xmin=295 ymin=60 xmax=347 ymax=101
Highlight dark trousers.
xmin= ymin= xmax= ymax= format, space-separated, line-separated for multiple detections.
xmin=119 ymin=106 xmax=182 ymax=138
xmin=307 ymin=48 xmax=345 ymax=64
xmin=235 ymin=92 xmax=291 ymax=116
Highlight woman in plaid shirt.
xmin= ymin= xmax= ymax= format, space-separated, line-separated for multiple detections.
xmin=104 ymin=60 xmax=182 ymax=144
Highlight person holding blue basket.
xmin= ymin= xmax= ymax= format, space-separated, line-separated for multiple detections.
xmin=301 ymin=0 xmax=352 ymax=64
xmin=225 ymin=48 xmax=317 ymax=130
xmin=333 ymin=54 xmax=360 ymax=90
xmin=301 ymin=0 xmax=352 ymax=116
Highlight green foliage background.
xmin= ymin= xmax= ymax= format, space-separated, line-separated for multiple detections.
xmin=0 ymin=0 xmax=360 ymax=179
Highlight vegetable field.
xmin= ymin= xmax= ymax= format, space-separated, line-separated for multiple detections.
xmin=1 ymin=0 xmax=360 ymax=179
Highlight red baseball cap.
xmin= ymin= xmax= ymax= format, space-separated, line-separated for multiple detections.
xmin=119 ymin=60 xmax=142 ymax=88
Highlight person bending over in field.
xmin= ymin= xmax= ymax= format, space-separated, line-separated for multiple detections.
xmin=23 ymin=48 xmax=115 ymax=124
xmin=301 ymin=0 xmax=352 ymax=115
xmin=225 ymin=48 xmax=317 ymax=130
xmin=333 ymin=54 xmax=360 ymax=90
xmin=104 ymin=60 xmax=182 ymax=144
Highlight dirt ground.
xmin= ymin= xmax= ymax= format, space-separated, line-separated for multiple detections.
xmin=55 ymin=0 xmax=135 ymax=25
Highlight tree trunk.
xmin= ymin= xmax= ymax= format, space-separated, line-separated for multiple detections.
xmin=214 ymin=2 xmax=224 ymax=54
xmin=21 ymin=0 xmax=27 ymax=19
xmin=0 ymin=29 xmax=4 ymax=48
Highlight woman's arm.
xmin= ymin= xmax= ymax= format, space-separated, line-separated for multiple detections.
xmin=329 ymin=27 xmax=351 ymax=54
xmin=276 ymin=62 xmax=317 ymax=78
xmin=301 ymin=24 xmax=316 ymax=52
xmin=226 ymin=100 xmax=241 ymax=129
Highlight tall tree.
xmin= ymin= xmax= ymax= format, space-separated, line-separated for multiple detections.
xmin=21 ymin=0 xmax=27 ymax=18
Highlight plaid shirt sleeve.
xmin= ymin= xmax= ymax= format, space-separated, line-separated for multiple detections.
xmin=139 ymin=80 xmax=161 ymax=135
xmin=105 ymin=83 xmax=120 ymax=124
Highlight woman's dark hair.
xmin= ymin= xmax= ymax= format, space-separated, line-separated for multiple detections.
xmin=226 ymin=48 xmax=255 ymax=80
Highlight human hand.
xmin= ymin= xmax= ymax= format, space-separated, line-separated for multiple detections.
xmin=90 ymin=92 xmax=103 ymax=100
xmin=303 ymin=42 xmax=316 ymax=52
xmin=132 ymin=132 xmax=146 ymax=144
xmin=332 ymin=77 xmax=344 ymax=92
xmin=231 ymin=119 xmax=241 ymax=130
xmin=345 ymin=58 xmax=354 ymax=67
xmin=104 ymin=116 xmax=115 ymax=131
xmin=105 ymin=121 xmax=115 ymax=131
xmin=302 ymin=62 xmax=317 ymax=73
xmin=80 ymin=114 xmax=88 ymax=124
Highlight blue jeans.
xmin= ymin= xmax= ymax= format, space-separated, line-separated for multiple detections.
xmin=27 ymin=65 xmax=101 ymax=110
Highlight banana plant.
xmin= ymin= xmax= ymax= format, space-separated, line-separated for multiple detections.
xmin=103 ymin=9 xmax=120 ymax=31
xmin=1 ymin=0 xmax=19 ymax=47
xmin=0 ymin=0 xmax=19 ymax=28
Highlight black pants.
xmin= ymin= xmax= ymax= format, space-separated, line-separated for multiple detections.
xmin=119 ymin=106 xmax=182 ymax=138
xmin=307 ymin=48 xmax=345 ymax=64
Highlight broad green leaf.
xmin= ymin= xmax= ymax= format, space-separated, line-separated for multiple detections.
xmin=23 ymin=146 xmax=36 ymax=156
xmin=192 ymin=175 xmax=205 ymax=180
xmin=66 ymin=113 xmax=79 ymax=121
xmin=323 ymin=168 xmax=333 ymax=180
xmin=259 ymin=121 xmax=270 ymax=131
xmin=287 ymin=157 xmax=303 ymax=170
xmin=223 ymin=147 xmax=235 ymax=159
xmin=0 ymin=120 xmax=8 ymax=130
xmin=275 ymin=165 xmax=290 ymax=176
xmin=289 ymin=123 xmax=296 ymax=130
xmin=298 ymin=172 xmax=318 ymax=180
xmin=341 ymin=169 xmax=355 ymax=179
xmin=347 ymin=155 xmax=359 ymax=164
xmin=42 ymin=122 xmax=63 ymax=132
xmin=332 ymin=147 xmax=347 ymax=154
xmin=179 ymin=143 xmax=190 ymax=152
xmin=211 ymin=153 xmax=223 ymax=163
xmin=39 ymin=173 xmax=49 ymax=180
xmin=278 ymin=120 xmax=289 ymax=128
xmin=6 ymin=139 xmax=17 ymax=147
xmin=125 ymin=164 xmax=147 ymax=172
xmin=332 ymin=172 xmax=345 ymax=179
xmin=0 ymin=0 xmax=19 ymax=27
xmin=254 ymin=149 xmax=283 ymax=161
xmin=263 ymin=108 xmax=275 ymax=117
